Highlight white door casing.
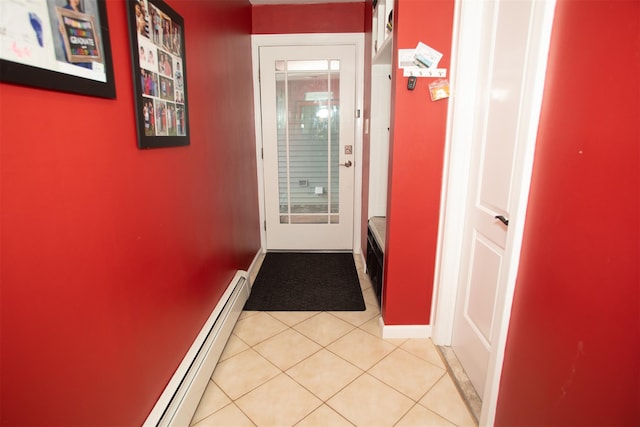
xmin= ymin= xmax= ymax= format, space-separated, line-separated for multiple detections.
xmin=251 ymin=34 xmax=364 ymax=253
xmin=432 ymin=0 xmax=556 ymax=425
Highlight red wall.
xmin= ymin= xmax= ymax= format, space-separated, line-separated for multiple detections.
xmin=0 ymin=1 xmax=260 ymax=425
xmin=252 ymin=2 xmax=366 ymax=34
xmin=382 ymin=0 xmax=454 ymax=325
xmin=495 ymin=0 xmax=640 ymax=425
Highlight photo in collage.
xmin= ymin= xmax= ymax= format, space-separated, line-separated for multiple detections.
xmin=135 ymin=0 xmax=185 ymax=137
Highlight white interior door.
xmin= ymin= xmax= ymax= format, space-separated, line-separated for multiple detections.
xmin=445 ymin=0 xmax=555 ymax=417
xmin=259 ymin=45 xmax=356 ymax=251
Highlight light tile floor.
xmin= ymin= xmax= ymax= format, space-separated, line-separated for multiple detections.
xmin=190 ymin=255 xmax=477 ymax=427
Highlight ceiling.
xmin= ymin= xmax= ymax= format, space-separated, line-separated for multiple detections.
xmin=250 ymin=0 xmax=364 ymax=4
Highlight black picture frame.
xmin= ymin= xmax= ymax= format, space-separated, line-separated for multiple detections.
xmin=0 ymin=0 xmax=116 ymax=99
xmin=127 ymin=0 xmax=189 ymax=149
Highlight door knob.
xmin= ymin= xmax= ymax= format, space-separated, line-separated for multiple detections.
xmin=495 ymin=215 xmax=509 ymax=226
xmin=340 ymin=160 xmax=353 ymax=167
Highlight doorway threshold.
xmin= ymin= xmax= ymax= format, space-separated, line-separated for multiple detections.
xmin=437 ymin=346 xmax=482 ymax=424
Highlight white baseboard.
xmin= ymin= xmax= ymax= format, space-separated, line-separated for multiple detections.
xmin=247 ymin=249 xmax=265 ymax=288
xmin=358 ymin=251 xmax=367 ymax=274
xmin=144 ymin=271 xmax=249 ymax=427
xmin=379 ymin=317 xmax=432 ymax=339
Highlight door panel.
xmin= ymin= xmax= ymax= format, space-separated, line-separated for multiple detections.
xmin=260 ymin=45 xmax=356 ymax=250
xmin=465 ymin=233 xmax=503 ymax=345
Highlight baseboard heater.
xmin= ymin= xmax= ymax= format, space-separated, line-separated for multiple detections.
xmin=144 ymin=270 xmax=250 ymax=427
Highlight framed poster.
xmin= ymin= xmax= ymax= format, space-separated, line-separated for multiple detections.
xmin=0 ymin=0 xmax=116 ymax=99
xmin=127 ymin=0 xmax=189 ymax=149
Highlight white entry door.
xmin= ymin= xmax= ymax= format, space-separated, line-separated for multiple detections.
xmin=259 ymin=45 xmax=357 ymax=250
xmin=447 ymin=0 xmax=555 ymax=412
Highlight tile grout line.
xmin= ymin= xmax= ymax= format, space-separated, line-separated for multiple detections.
xmin=200 ymin=254 xmax=474 ymax=427
xmin=240 ymin=312 xmax=364 ymax=426
xmin=248 ymin=316 xmax=450 ymax=426
xmin=239 ymin=311 xmax=425 ymax=426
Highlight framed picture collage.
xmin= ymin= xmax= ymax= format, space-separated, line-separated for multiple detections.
xmin=128 ymin=0 xmax=189 ymax=148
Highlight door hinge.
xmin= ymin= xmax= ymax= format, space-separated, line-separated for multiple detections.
xmin=264 ymin=220 xmax=267 ymax=231
xmin=261 ymin=147 xmax=264 ymax=159
xmin=356 ymin=109 xmax=361 ymax=118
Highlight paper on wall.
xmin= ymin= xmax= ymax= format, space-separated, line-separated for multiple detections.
xmin=398 ymin=43 xmax=447 ymax=78
xmin=413 ymin=41 xmax=443 ymax=69
xmin=398 ymin=42 xmax=443 ymax=70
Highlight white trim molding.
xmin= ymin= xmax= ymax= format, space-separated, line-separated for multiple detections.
xmin=247 ymin=249 xmax=266 ymax=288
xmin=379 ymin=316 xmax=431 ymax=339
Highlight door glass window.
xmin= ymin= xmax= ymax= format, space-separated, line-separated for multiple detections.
xmin=275 ymin=59 xmax=340 ymax=225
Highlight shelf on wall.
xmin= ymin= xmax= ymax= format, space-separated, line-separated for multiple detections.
xmin=373 ymin=35 xmax=393 ymax=65
xmin=372 ymin=0 xmax=393 ymax=64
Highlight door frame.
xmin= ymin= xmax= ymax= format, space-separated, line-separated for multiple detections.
xmin=251 ymin=33 xmax=365 ymax=253
xmin=431 ymin=0 xmax=556 ymax=425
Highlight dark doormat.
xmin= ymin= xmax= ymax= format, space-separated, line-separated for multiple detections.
xmin=243 ymin=252 xmax=366 ymax=311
